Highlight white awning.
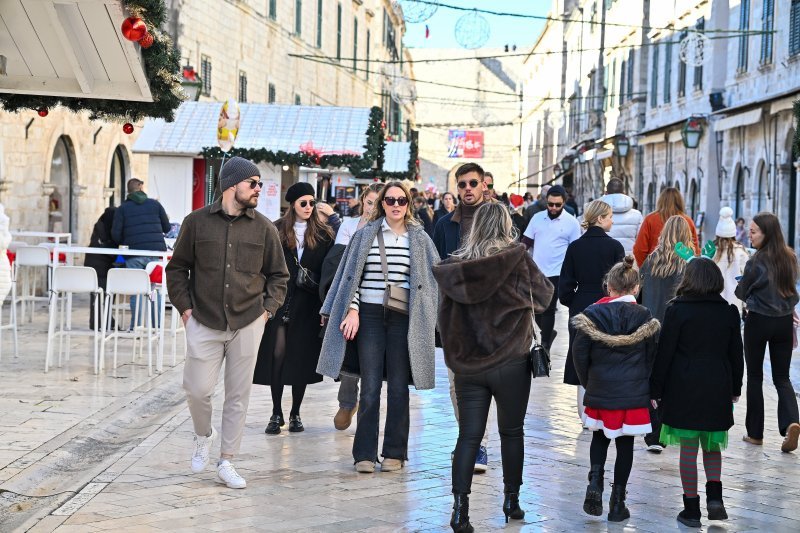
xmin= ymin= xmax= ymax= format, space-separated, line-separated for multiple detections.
xmin=770 ymin=95 xmax=799 ymax=115
xmin=596 ymin=149 xmax=614 ymax=161
xmin=715 ymin=109 xmax=763 ymax=132
xmin=638 ymin=132 xmax=665 ymax=145
xmin=668 ymin=130 xmax=683 ymax=143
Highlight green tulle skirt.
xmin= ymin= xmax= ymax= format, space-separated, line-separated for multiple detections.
xmin=660 ymin=423 xmax=728 ymax=452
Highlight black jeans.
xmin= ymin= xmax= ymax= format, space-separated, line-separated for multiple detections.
xmin=353 ymin=303 xmax=411 ymax=463
xmin=744 ymin=312 xmax=799 ymax=438
xmin=452 ymin=358 xmax=531 ymax=494
xmin=535 ymin=275 xmax=559 ymax=349
xmin=644 ymin=403 xmax=664 ymax=447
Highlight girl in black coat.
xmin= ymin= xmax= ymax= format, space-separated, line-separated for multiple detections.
xmin=559 ymin=200 xmax=624 ymax=417
xmin=650 ymin=258 xmax=744 ymax=527
xmin=253 ymin=183 xmax=334 ymax=434
xmin=571 ymin=256 xmax=661 ymax=523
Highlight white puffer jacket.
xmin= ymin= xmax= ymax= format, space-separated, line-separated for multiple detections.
xmin=714 ymin=243 xmax=750 ymax=313
xmin=0 ymin=204 xmax=12 ymax=304
xmin=600 ymin=193 xmax=643 ymax=255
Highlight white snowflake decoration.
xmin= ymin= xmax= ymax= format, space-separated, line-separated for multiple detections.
xmin=679 ymin=31 xmax=711 ymax=67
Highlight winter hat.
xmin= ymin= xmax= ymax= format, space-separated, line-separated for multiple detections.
xmin=715 ymin=207 xmax=736 ymax=238
xmin=285 ymin=182 xmax=315 ymax=204
xmin=219 ymin=157 xmax=260 ymax=190
xmin=509 ymin=193 xmax=524 ymax=209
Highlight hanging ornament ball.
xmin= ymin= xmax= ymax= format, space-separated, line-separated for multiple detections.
xmin=455 ymin=10 xmax=490 ymax=50
xmin=138 ymin=32 xmax=154 ymax=49
xmin=547 ymin=107 xmax=567 ymax=130
xmin=679 ymin=31 xmax=711 ymax=67
xmin=121 ymin=17 xmax=147 ymax=41
xmin=123 ymin=123 xmax=134 ymax=134
xmin=381 ymin=119 xmax=387 ymax=129
xmin=393 ymin=0 xmax=438 ymax=24
xmin=37 ymin=107 xmax=49 ymax=117
xmin=391 ymin=78 xmax=417 ymax=105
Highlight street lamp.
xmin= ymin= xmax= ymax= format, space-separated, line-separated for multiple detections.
xmin=180 ymin=65 xmax=203 ymax=101
xmin=561 ymin=155 xmax=573 ymax=171
xmin=681 ymin=116 xmax=704 ymax=149
xmin=615 ymin=135 xmax=630 ymax=157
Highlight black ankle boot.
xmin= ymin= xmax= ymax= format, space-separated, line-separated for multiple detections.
xmin=502 ymin=486 xmax=525 ymax=523
xmin=706 ymin=481 xmax=727 ymax=520
xmin=607 ymin=483 xmax=630 ymax=522
xmin=450 ymin=493 xmax=474 ymax=533
xmin=677 ymin=494 xmax=702 ymax=527
xmin=583 ymin=465 xmax=604 ymax=516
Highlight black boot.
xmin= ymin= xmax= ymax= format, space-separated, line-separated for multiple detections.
xmin=450 ymin=493 xmax=474 ymax=533
xmin=706 ymin=481 xmax=727 ymax=520
xmin=583 ymin=465 xmax=604 ymax=516
xmin=607 ymin=483 xmax=630 ymax=522
xmin=502 ymin=486 xmax=525 ymax=523
xmin=677 ymin=495 xmax=702 ymax=527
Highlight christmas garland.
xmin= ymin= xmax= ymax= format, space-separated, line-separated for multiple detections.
xmin=201 ymin=107 xmax=415 ymax=178
xmin=0 ymin=0 xmax=182 ymax=122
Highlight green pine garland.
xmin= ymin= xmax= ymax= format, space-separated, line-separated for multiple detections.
xmin=0 ymin=0 xmax=182 ymax=122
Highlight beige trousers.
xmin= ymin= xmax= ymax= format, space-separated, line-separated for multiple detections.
xmin=183 ymin=315 xmax=265 ymax=457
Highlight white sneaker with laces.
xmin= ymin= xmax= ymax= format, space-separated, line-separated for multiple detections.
xmin=217 ymin=460 xmax=247 ymax=489
xmin=190 ymin=427 xmax=217 ymax=473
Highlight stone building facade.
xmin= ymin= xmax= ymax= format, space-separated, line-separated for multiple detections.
xmin=0 ymin=0 xmax=412 ymax=247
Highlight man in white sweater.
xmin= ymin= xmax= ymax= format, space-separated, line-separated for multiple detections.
xmin=600 ymin=178 xmax=642 ymax=255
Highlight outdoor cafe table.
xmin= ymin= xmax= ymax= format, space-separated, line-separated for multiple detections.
xmin=53 ymin=246 xmax=172 ymax=373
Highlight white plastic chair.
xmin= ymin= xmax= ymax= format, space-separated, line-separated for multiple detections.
xmin=101 ymin=268 xmax=154 ymax=375
xmin=45 ymin=267 xmax=103 ymax=374
xmin=13 ymin=246 xmax=51 ymax=323
xmin=0 ymin=286 xmax=18 ymax=360
xmin=146 ymin=261 xmax=184 ymax=366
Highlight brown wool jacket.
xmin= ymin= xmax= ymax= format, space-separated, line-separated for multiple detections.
xmin=165 ymin=200 xmax=289 ymax=331
xmin=433 ymin=243 xmax=553 ymax=375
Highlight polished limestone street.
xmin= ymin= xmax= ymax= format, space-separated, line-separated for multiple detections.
xmin=1 ymin=300 xmax=799 ymax=532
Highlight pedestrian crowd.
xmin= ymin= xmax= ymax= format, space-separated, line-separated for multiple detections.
xmin=162 ymin=156 xmax=799 ymax=531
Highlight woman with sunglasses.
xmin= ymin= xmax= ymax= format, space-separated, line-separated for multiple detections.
xmin=254 ymin=182 xmax=335 ymax=434
xmin=318 ymin=181 xmax=439 ymax=473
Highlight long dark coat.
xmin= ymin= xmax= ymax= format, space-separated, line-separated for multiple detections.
xmin=558 ymin=226 xmax=625 ymax=385
xmin=253 ymin=222 xmax=334 ymax=386
xmin=649 ymin=295 xmax=744 ymax=431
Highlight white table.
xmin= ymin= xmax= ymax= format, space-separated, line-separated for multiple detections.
xmin=10 ymin=231 xmax=72 ymax=246
xmin=54 ymin=246 xmax=172 ymax=373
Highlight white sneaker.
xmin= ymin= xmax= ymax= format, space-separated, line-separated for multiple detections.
xmin=217 ymin=460 xmax=247 ymax=489
xmin=190 ymin=427 xmax=217 ymax=473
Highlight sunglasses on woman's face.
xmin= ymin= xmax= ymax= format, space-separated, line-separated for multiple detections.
xmin=383 ymin=196 xmax=409 ymax=207
xmin=298 ymin=200 xmax=316 ymax=208
xmin=457 ymin=179 xmax=480 ymax=189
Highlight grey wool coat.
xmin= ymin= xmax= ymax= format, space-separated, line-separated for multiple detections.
xmin=317 ymin=218 xmax=440 ymax=390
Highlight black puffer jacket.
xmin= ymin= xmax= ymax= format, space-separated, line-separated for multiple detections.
xmin=571 ymin=301 xmax=661 ymax=410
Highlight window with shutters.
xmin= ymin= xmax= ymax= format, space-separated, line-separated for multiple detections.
xmin=738 ymin=0 xmax=750 ymax=72
xmin=619 ymin=59 xmax=626 ymax=104
xmin=603 ymin=64 xmax=609 ymax=111
xmin=664 ymin=37 xmax=672 ymax=103
xmin=317 ymin=0 xmax=323 ymax=48
xmin=609 ymin=59 xmax=616 ymax=108
xmin=366 ymin=30 xmax=370 ymax=80
xmin=201 ymin=55 xmax=211 ymax=96
xmin=678 ymin=30 xmax=687 ymax=97
xmin=295 ymin=94 xmax=301 ymax=105
xmin=269 ymin=0 xmax=277 ymax=20
xmin=268 ymin=83 xmax=276 ymax=104
xmin=790 ymin=0 xmax=800 ymax=56
xmin=626 ymin=49 xmax=635 ymax=101
xmin=238 ymin=72 xmax=247 ymax=103
xmin=590 ymin=2 xmax=597 ymax=34
xmin=694 ymin=18 xmax=704 ymax=89
xmin=295 ymin=0 xmax=302 ymax=36
xmin=336 ymin=3 xmax=342 ymax=60
xmin=761 ymin=0 xmax=774 ymax=64
xmin=353 ymin=18 xmax=358 ymax=72
xmin=650 ymin=45 xmax=659 ymax=108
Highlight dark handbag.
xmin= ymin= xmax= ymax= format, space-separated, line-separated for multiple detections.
xmin=376 ymin=230 xmax=409 ymax=315
xmin=528 ymin=289 xmax=551 ymax=378
xmin=295 ymin=256 xmax=319 ymax=293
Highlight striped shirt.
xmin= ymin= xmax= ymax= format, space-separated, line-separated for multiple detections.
xmin=351 ymin=220 xmax=410 ymax=310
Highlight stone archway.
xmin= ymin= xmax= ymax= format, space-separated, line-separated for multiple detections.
xmin=108 ymin=145 xmax=130 ymax=208
xmin=48 ymin=136 xmax=77 ymax=235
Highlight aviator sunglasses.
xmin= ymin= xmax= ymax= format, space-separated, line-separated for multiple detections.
xmin=383 ymin=196 xmax=409 ymax=207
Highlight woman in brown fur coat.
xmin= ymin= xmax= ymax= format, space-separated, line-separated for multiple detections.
xmin=433 ymin=203 xmax=553 ymax=532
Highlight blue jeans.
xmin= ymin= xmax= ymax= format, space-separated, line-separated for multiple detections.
xmin=124 ymin=256 xmax=161 ymax=330
xmin=338 ymin=374 xmax=360 ymax=410
xmin=353 ymin=303 xmax=410 ymax=463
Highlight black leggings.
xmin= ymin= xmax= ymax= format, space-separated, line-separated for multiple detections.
xmin=589 ymin=432 xmax=634 ymax=486
xmin=744 ymin=312 xmax=799 ymax=438
xmin=271 ymin=325 xmax=307 ymax=417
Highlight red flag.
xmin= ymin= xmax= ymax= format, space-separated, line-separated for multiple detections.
xmin=425 ymin=25 xmax=430 ymax=39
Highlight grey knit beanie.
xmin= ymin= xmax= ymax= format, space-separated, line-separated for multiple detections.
xmin=219 ymin=157 xmax=260 ymax=190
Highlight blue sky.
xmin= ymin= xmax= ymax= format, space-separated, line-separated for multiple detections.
xmin=402 ymin=0 xmax=550 ymax=49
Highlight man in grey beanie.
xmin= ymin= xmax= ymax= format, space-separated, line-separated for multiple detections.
xmin=166 ymin=156 xmax=289 ymax=489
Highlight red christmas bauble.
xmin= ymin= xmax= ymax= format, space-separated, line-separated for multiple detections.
xmin=381 ymin=119 xmax=387 ymax=129
xmin=138 ymin=32 xmax=154 ymax=49
xmin=37 ymin=107 xmax=49 ymax=117
xmin=123 ymin=123 xmax=134 ymax=134
xmin=121 ymin=17 xmax=147 ymax=41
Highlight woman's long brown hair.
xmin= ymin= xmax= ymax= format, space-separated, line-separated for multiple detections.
xmin=752 ymin=212 xmax=799 ymax=298
xmin=656 ymin=187 xmax=686 ymax=222
xmin=278 ymin=199 xmax=334 ymax=250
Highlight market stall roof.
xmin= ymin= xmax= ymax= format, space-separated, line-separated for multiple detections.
xmin=383 ymin=142 xmax=411 ymax=173
xmin=133 ymin=101 xmax=372 ymax=157
xmin=0 ymin=0 xmax=152 ymax=101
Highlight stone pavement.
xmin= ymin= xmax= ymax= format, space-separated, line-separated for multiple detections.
xmin=2 ymin=299 xmax=800 ymax=532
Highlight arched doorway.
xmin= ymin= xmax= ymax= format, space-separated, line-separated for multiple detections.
xmin=108 ymin=145 xmax=128 ymax=207
xmin=49 ymin=136 xmax=76 ymax=235
xmin=647 ymin=182 xmax=656 ymax=213
xmin=734 ymin=165 xmax=745 ymax=219
xmin=755 ymin=160 xmax=766 ymax=214
xmin=689 ymin=179 xmax=699 ymax=219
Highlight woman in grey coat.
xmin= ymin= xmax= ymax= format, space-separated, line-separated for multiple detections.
xmin=318 ymin=181 xmax=439 ymax=474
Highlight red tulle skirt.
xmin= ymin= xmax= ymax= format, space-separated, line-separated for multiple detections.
xmin=584 ymin=407 xmax=652 ymax=439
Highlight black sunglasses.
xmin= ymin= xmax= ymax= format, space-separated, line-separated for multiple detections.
xmin=298 ymin=200 xmax=316 ymax=208
xmin=244 ymin=180 xmax=263 ymax=189
xmin=547 ymin=202 xmax=563 ymax=208
xmin=487 ymin=183 xmax=494 ymax=189
xmin=383 ymin=196 xmax=409 ymax=206
xmin=457 ymin=179 xmax=481 ymax=189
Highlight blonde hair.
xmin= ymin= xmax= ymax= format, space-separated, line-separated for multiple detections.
xmin=371 ymin=181 xmax=418 ymax=226
xmin=647 ymin=215 xmax=692 ymax=278
xmin=451 ymin=203 xmax=516 ymax=261
xmin=605 ymin=256 xmax=640 ymax=295
xmin=581 ymin=200 xmax=612 ymax=230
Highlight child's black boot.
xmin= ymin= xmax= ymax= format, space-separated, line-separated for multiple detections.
xmin=706 ymin=481 xmax=728 ymax=520
xmin=583 ymin=465 xmax=604 ymax=516
xmin=607 ymin=483 xmax=630 ymax=522
xmin=677 ymin=495 xmax=702 ymax=527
